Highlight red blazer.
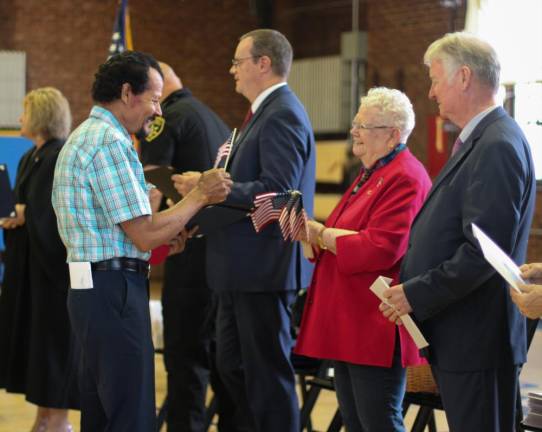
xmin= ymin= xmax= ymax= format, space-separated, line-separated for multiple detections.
xmin=295 ymin=149 xmax=431 ymax=367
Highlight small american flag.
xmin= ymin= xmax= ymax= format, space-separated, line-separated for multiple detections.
xmin=288 ymin=194 xmax=309 ymax=241
xmin=279 ymin=192 xmax=299 ymax=240
xmin=250 ymin=192 xmax=290 ymax=232
xmin=213 ymin=129 xmax=236 ymax=169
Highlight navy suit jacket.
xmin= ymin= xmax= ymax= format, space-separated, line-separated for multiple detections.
xmin=206 ymin=85 xmax=315 ymax=293
xmin=401 ymin=107 xmax=535 ymax=371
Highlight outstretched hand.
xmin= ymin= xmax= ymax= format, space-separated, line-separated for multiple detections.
xmin=172 ymin=171 xmax=202 ymax=197
xmin=196 ymin=168 xmax=233 ymax=205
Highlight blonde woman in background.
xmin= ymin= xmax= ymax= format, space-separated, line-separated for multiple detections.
xmin=0 ymin=87 xmax=78 ymax=432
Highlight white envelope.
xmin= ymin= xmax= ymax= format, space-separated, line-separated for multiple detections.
xmin=471 ymin=223 xmax=524 ymax=293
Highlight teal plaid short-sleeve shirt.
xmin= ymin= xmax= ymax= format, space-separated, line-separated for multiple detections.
xmin=53 ymin=106 xmax=152 ymax=262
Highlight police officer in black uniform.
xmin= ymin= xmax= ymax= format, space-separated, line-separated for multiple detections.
xmin=141 ymin=62 xmax=240 ymax=432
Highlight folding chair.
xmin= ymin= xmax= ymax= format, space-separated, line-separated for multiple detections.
xmin=298 ymin=360 xmax=343 ymax=432
xmin=402 ymin=364 xmax=442 ymax=432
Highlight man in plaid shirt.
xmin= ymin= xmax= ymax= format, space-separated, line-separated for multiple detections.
xmin=52 ymin=51 xmax=231 ymax=432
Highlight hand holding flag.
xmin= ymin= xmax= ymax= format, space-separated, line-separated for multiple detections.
xmin=288 ymin=194 xmax=309 ymax=242
xmin=250 ymin=192 xmax=291 ymax=232
xmin=250 ymin=190 xmax=308 ymax=242
xmin=213 ymin=128 xmax=237 ymax=169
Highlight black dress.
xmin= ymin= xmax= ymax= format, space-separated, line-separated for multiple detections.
xmin=0 ymin=139 xmax=79 ymax=409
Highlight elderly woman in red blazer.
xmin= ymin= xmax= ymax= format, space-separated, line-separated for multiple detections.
xmin=295 ymin=87 xmax=431 ymax=431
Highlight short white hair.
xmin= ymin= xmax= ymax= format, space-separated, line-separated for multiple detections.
xmin=424 ymin=32 xmax=500 ymax=92
xmin=359 ymin=87 xmax=415 ymax=142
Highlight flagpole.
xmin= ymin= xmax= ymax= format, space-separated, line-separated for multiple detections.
xmin=125 ymin=1 xmax=133 ymax=50
xmin=223 ymin=128 xmax=237 ymax=172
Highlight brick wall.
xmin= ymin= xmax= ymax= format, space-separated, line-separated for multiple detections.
xmin=1 ymin=0 xmax=258 ymax=128
xmin=0 ymin=0 xmax=464 ymax=154
xmin=273 ymin=0 xmax=465 ymax=164
xmin=365 ymin=0 xmax=464 ymax=164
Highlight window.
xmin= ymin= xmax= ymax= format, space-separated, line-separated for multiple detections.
xmin=467 ymin=0 xmax=542 ymax=178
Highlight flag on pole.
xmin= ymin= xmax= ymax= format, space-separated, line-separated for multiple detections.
xmin=288 ymin=194 xmax=309 ymax=241
xmin=250 ymin=190 xmax=308 ymax=241
xmin=108 ymin=0 xmax=133 ymax=58
xmin=250 ymin=192 xmax=290 ymax=232
xmin=279 ymin=192 xmax=299 ymax=240
xmin=214 ymin=129 xmax=237 ymax=169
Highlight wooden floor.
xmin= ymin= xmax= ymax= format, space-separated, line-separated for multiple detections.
xmin=0 ymin=351 xmax=445 ymax=432
xmin=0 ymin=352 xmax=347 ymax=432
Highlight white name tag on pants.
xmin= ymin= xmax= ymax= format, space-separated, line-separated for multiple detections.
xmin=69 ymin=262 xmax=94 ymax=289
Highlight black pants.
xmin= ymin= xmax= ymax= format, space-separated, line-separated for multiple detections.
xmin=68 ymin=270 xmax=155 ymax=432
xmin=162 ymin=254 xmax=238 ymax=432
xmin=216 ymin=290 xmax=299 ymax=432
xmin=432 ymin=363 xmax=519 ymax=432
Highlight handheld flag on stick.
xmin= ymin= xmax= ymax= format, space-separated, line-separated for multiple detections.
xmin=214 ymin=128 xmax=237 ymax=169
xmin=288 ymin=194 xmax=309 ymax=242
xmin=108 ymin=0 xmax=133 ymax=58
xmin=250 ymin=192 xmax=291 ymax=232
xmin=223 ymin=128 xmax=237 ymax=171
xmin=278 ymin=192 xmax=299 ymax=240
xmin=250 ymin=190 xmax=308 ymax=242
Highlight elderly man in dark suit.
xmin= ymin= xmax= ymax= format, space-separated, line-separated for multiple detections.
xmin=174 ymin=29 xmax=315 ymax=432
xmin=381 ymin=32 xmax=536 ymax=432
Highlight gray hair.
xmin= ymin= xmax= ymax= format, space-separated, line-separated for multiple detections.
xmin=360 ymin=87 xmax=415 ymax=142
xmin=424 ymin=32 xmax=500 ymax=92
xmin=24 ymin=87 xmax=71 ymax=140
xmin=241 ymin=29 xmax=293 ymax=78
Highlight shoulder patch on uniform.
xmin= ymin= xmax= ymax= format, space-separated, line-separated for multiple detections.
xmin=145 ymin=116 xmax=165 ymax=141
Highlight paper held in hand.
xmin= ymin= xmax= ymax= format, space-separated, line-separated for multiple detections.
xmin=471 ymin=223 xmax=525 ymax=293
xmin=369 ymin=276 xmax=429 ymax=349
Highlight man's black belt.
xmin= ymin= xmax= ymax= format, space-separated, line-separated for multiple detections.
xmin=91 ymin=257 xmax=150 ymax=277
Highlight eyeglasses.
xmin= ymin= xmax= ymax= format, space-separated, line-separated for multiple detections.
xmin=351 ymin=122 xmax=394 ymax=131
xmin=231 ymin=56 xmax=261 ymax=67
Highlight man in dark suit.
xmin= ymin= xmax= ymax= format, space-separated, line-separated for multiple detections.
xmin=141 ymin=62 xmax=238 ymax=432
xmin=381 ymin=32 xmax=536 ymax=431
xmin=173 ymin=29 xmax=315 ymax=432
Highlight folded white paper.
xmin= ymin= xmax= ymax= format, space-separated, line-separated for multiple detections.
xmin=370 ymin=276 xmax=429 ymax=349
xmin=69 ymin=262 xmax=94 ymax=289
xmin=472 ymin=223 xmax=524 ymax=293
